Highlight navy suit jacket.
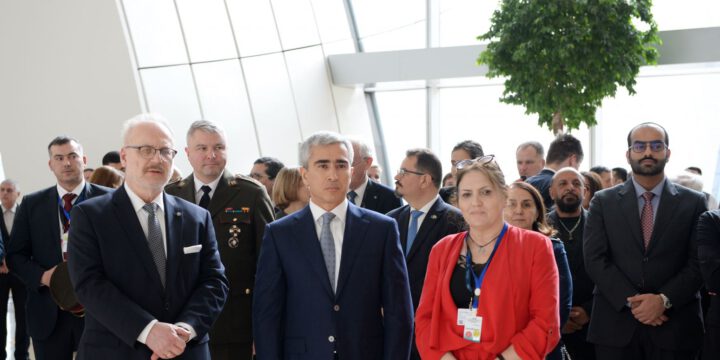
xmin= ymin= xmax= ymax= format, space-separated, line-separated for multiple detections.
xmin=253 ymin=203 xmax=413 ymax=360
xmin=67 ymin=187 xmax=228 ymax=359
xmin=6 ymin=183 xmax=111 ymax=339
xmin=584 ymin=179 xmax=706 ymax=350
xmin=359 ymin=179 xmax=402 ymax=214
xmin=386 ymin=197 xmax=464 ymax=311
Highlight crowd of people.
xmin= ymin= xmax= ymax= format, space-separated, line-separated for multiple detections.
xmin=0 ymin=117 xmax=717 ymax=360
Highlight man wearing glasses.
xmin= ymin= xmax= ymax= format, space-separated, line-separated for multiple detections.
xmin=66 ymin=114 xmax=228 ymax=359
xmin=250 ymin=157 xmax=284 ymax=198
xmin=584 ymin=122 xmax=706 ymax=359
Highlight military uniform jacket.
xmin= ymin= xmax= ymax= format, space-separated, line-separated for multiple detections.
xmin=166 ymin=170 xmax=275 ymax=344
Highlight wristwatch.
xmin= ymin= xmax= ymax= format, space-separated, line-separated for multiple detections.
xmin=659 ymin=293 xmax=672 ymax=309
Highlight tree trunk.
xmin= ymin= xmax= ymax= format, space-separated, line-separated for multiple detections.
xmin=552 ymin=111 xmax=564 ymax=135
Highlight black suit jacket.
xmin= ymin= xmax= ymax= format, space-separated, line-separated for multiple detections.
xmin=584 ymin=179 xmax=706 ymax=350
xmin=698 ymin=209 xmax=720 ymax=324
xmin=6 ymin=183 xmax=111 ymax=339
xmin=359 ymin=179 xmax=402 ymax=214
xmin=0 ymin=212 xmax=7 ymax=258
xmin=165 ymin=171 xmax=274 ymax=344
xmin=67 ymin=187 xmax=228 ymax=359
xmin=386 ymin=197 xmax=464 ymax=311
xmin=526 ymin=169 xmax=555 ymax=210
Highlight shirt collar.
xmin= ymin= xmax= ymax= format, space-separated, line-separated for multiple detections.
xmin=309 ymin=199 xmax=348 ymax=225
xmin=124 ymin=183 xmax=165 ymax=213
xmin=193 ymin=172 xmax=223 ymax=193
xmin=412 ymin=195 xmax=439 ymax=213
xmin=1 ymin=203 xmax=17 ymax=213
xmin=57 ymin=181 xmax=86 ymax=199
xmin=632 ymin=176 xmax=666 ymax=199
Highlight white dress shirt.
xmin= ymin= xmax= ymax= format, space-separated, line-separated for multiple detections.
xmin=309 ymin=199 xmax=349 ymax=291
xmin=192 ymin=173 xmax=222 ymax=205
xmin=407 ymin=195 xmax=439 ymax=235
xmin=349 ymin=179 xmax=368 ymax=206
xmin=2 ymin=202 xmax=17 ymax=234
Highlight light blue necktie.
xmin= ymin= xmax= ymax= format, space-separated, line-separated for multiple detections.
xmin=143 ymin=203 xmax=166 ymax=287
xmin=406 ymin=210 xmax=424 ymax=255
xmin=320 ymin=212 xmax=336 ymax=290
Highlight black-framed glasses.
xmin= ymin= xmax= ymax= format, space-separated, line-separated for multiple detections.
xmin=455 ymin=155 xmax=495 ymax=170
xmin=396 ymin=168 xmax=425 ymax=177
xmin=629 ymin=141 xmax=667 ymax=153
xmin=124 ymin=145 xmax=178 ymax=160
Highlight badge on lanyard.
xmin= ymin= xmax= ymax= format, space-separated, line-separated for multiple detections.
xmin=457 ymin=308 xmax=474 ymax=326
xmin=463 ymin=316 xmax=482 ymax=343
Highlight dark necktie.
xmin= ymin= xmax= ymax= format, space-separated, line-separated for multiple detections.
xmin=61 ymin=193 xmax=77 ymax=233
xmin=320 ymin=212 xmax=336 ymax=291
xmin=347 ymin=190 xmax=357 ymax=205
xmin=406 ymin=210 xmax=423 ymax=255
xmin=641 ymin=192 xmax=655 ymax=249
xmin=199 ymin=185 xmax=211 ymax=209
xmin=143 ymin=203 xmax=166 ymax=287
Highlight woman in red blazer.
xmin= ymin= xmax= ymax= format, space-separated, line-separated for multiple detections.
xmin=415 ymin=156 xmax=560 ymax=360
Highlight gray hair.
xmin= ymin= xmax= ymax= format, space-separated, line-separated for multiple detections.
xmin=121 ymin=113 xmax=175 ymax=145
xmin=349 ymin=138 xmax=373 ymax=159
xmin=0 ymin=179 xmax=19 ymax=192
xmin=186 ymin=120 xmax=226 ymax=144
xmin=299 ymin=131 xmax=354 ymax=168
xmin=516 ymin=141 xmax=545 ymax=157
xmin=673 ymin=171 xmax=703 ymax=192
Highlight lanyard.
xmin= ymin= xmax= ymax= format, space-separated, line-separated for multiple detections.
xmin=465 ymin=223 xmax=508 ymax=309
xmin=58 ymin=189 xmax=86 ymax=225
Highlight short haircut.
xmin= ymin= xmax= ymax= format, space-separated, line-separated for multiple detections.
xmin=673 ymin=171 xmax=703 ymax=192
xmin=0 ymin=179 xmax=19 ymax=192
xmin=612 ymin=167 xmax=628 ymax=182
xmin=84 ymin=168 xmax=95 ymax=173
xmin=508 ymin=181 xmax=556 ymax=237
xmin=406 ymin=148 xmax=442 ymax=189
xmin=516 ymin=141 xmax=544 ymax=157
xmin=186 ymin=120 xmax=225 ymax=143
xmin=546 ymin=134 xmax=583 ymax=164
xmin=350 ymin=139 xmax=373 ymax=159
xmin=102 ymin=151 xmax=121 ymax=165
xmin=254 ymin=157 xmax=285 ymax=180
xmin=581 ymin=171 xmax=603 ymax=198
xmin=452 ymin=140 xmax=484 ymax=159
xmin=442 ymin=173 xmax=453 ymax=187
xmin=589 ymin=166 xmax=610 ymax=175
xmin=298 ymin=131 xmax=354 ymax=169
xmin=626 ymin=122 xmax=669 ymax=147
xmin=272 ymin=167 xmax=304 ymax=210
xmin=121 ymin=113 xmax=174 ymax=145
xmin=685 ymin=166 xmax=702 ymax=176
xmin=47 ymin=136 xmax=82 ymax=156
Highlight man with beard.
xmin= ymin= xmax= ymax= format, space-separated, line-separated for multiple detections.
xmin=387 ymin=148 xmax=464 ymax=360
xmin=547 ymin=168 xmax=595 ymax=359
xmin=584 ymin=123 xmax=707 ymax=359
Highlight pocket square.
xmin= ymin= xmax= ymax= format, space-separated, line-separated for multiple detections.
xmin=183 ymin=245 xmax=202 ymax=254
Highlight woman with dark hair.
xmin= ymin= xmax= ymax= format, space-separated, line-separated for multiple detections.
xmin=580 ymin=171 xmax=603 ymax=210
xmin=506 ymin=181 xmax=573 ymax=360
xmin=416 ymin=156 xmax=559 ymax=360
xmin=88 ymin=165 xmax=124 ymax=189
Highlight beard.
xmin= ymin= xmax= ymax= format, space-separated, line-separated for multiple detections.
xmin=554 ymin=193 xmax=582 ymax=213
xmin=630 ymin=156 xmax=667 ymax=176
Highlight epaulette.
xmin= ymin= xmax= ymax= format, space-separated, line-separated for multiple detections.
xmin=233 ymin=173 xmax=264 ymax=188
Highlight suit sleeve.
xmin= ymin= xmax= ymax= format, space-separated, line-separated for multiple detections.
xmin=381 ymin=220 xmax=413 ymax=360
xmin=583 ymin=194 xmax=639 ymax=311
xmin=511 ymin=236 xmax=560 ymax=360
xmin=553 ymin=241 xmax=573 ymax=327
xmin=697 ymin=210 xmax=720 ymax=294
xmin=68 ymin=205 xmax=159 ymax=347
xmin=6 ymin=199 xmax=46 ymax=290
xmin=252 ymin=186 xmax=275 ymax=260
xmin=252 ymin=223 xmax=286 ymax=359
xmin=175 ymin=211 xmax=229 ymax=338
xmin=414 ymin=242 xmax=448 ymax=360
xmin=658 ymin=195 xmax=706 ymax=307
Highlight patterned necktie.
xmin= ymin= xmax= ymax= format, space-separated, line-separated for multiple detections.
xmin=143 ymin=203 xmax=166 ymax=287
xmin=347 ymin=190 xmax=357 ymax=205
xmin=406 ymin=210 xmax=424 ymax=255
xmin=61 ymin=193 xmax=77 ymax=233
xmin=199 ymin=185 xmax=211 ymax=209
xmin=641 ymin=192 xmax=655 ymax=249
xmin=320 ymin=212 xmax=337 ymax=291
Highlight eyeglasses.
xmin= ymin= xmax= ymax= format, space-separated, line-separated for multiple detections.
xmin=396 ymin=168 xmax=425 ymax=177
xmin=455 ymin=155 xmax=495 ymax=170
xmin=629 ymin=141 xmax=667 ymax=153
xmin=249 ymin=172 xmax=268 ymax=180
xmin=124 ymin=145 xmax=178 ymax=160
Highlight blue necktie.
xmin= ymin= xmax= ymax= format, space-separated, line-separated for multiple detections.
xmin=406 ymin=210 xmax=423 ymax=255
xmin=347 ymin=190 xmax=357 ymax=204
xmin=320 ymin=212 xmax=337 ymax=291
xmin=143 ymin=203 xmax=166 ymax=287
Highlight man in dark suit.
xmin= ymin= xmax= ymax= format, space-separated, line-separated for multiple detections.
xmin=386 ymin=148 xmax=464 ymax=360
xmin=698 ymin=209 xmax=720 ymax=360
xmin=526 ymin=134 xmax=584 ymax=209
xmin=347 ymin=139 xmax=402 ymax=214
xmin=0 ymin=179 xmax=30 ymax=360
xmin=584 ymin=122 xmax=706 ymax=359
xmin=166 ymin=120 xmax=274 ymax=360
xmin=6 ymin=136 xmax=112 ymax=360
xmin=253 ymin=131 xmax=413 ymax=360
xmin=67 ymin=114 xmax=228 ymax=360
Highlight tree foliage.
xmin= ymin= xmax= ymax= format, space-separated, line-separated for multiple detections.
xmin=478 ymin=0 xmax=660 ymax=133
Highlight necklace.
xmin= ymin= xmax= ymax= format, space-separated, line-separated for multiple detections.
xmin=468 ymin=231 xmax=500 ymax=251
xmin=558 ymin=216 xmax=582 ymax=240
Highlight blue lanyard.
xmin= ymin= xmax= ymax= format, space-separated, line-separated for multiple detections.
xmin=58 ymin=189 xmax=86 ymax=225
xmin=465 ymin=223 xmax=508 ymax=309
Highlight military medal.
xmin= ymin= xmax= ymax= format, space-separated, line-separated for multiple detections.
xmin=228 ymin=225 xmax=241 ymax=248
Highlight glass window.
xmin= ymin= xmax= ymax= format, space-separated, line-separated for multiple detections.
xmin=175 ymin=0 xmax=237 ymax=63
xmin=122 ymin=0 xmax=188 ymax=68
xmin=271 ymin=0 xmax=321 ymax=50
xmin=350 ymin=0 xmax=426 ymax=51
xmin=439 ymin=0 xmax=499 ymax=47
xmin=309 ymin=0 xmax=353 ymax=44
xmin=375 ymin=90 xmax=427 ymax=175
xmin=226 ymin=0 xmax=282 ymax=57
xmin=652 ymin=0 xmax=720 ymax=30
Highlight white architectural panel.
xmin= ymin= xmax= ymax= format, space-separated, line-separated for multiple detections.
xmin=175 ymin=0 xmax=237 ymax=62
xmin=122 ymin=0 xmax=188 ymax=67
xmin=226 ymin=0 xmax=282 ymax=57
xmin=271 ymin=0 xmax=321 ymax=50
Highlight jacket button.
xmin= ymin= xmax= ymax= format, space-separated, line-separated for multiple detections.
xmin=328 ymin=336 xmax=335 ymax=342
xmin=245 ymin=288 xmax=251 ymax=295
xmin=642 ymin=257 xmax=648 ymax=263
xmin=333 ymin=305 xmax=340 ymax=311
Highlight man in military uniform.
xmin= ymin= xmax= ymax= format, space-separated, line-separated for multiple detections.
xmin=165 ymin=120 xmax=274 ymax=360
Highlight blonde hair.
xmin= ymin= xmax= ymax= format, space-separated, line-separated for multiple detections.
xmin=455 ymin=158 xmax=508 ymax=198
xmin=272 ymin=167 xmax=304 ymax=210
xmin=88 ymin=166 xmax=124 ymax=188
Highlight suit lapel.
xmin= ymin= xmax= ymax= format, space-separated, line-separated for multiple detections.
xmin=407 ymin=198 xmax=445 ymax=261
xmin=208 ymin=172 xmax=237 ymax=218
xmin=112 ymin=187 xmax=165 ymax=288
xmin=360 ymin=180 xmax=376 ymax=209
xmin=294 ymin=207 xmax=335 ymax=297
xmin=336 ymin=204 xmax=369 ymax=299
xmin=618 ymin=181 xmax=645 ymax=251
xmin=164 ymin=194 xmax=183 ymax=289
xmin=396 ymin=206 xmax=411 ymax=250
xmin=47 ymin=188 xmax=62 ymax=261
xmin=648 ymin=181 xmax=678 ymax=252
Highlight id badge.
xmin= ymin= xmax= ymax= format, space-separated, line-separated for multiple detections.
xmin=457 ymin=308 xmax=474 ymax=326
xmin=61 ymin=232 xmax=69 ymax=253
xmin=463 ymin=316 xmax=482 ymax=343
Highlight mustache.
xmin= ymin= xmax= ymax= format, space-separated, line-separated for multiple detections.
xmin=640 ymin=156 xmax=657 ymax=162
xmin=395 ymin=181 xmax=402 ymax=188
xmin=144 ymin=166 xmax=165 ymax=172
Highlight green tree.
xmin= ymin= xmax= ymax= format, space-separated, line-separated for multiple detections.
xmin=478 ymin=0 xmax=660 ymax=134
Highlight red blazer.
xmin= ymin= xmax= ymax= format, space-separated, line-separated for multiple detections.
xmin=415 ymin=225 xmax=560 ymax=360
